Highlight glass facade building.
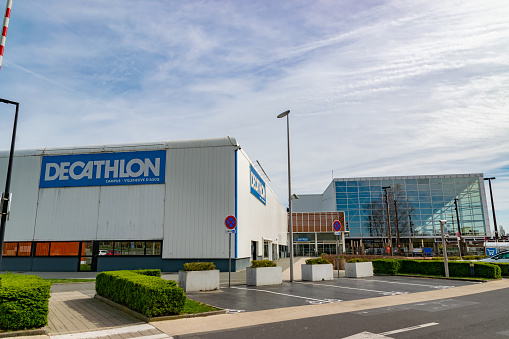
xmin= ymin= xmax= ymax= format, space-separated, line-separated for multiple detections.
xmin=293 ymin=173 xmax=490 ymax=255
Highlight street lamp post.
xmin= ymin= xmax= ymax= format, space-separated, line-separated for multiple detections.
xmin=0 ymin=98 xmax=19 ymax=270
xmin=382 ymin=186 xmax=392 ymax=256
xmin=277 ymin=110 xmax=295 ymax=282
xmin=484 ymin=177 xmax=498 ymax=241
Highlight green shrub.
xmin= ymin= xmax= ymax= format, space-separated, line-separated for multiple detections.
xmin=372 ymin=259 xmax=401 ymax=275
xmin=250 ymin=260 xmax=276 ymax=268
xmin=96 ymin=270 xmax=186 ymax=317
xmin=132 ymin=269 xmax=161 ymax=277
xmin=0 ymin=273 xmax=51 ymax=331
xmin=473 ymin=263 xmax=501 ymax=279
xmin=490 ymin=263 xmax=509 ymax=277
xmin=347 ymin=258 xmax=370 ymax=263
xmin=183 ymin=262 xmax=216 ymax=271
xmin=305 ymin=258 xmax=331 ymax=265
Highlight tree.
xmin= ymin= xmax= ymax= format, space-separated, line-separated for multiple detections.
xmin=363 ymin=184 xmax=415 ymax=250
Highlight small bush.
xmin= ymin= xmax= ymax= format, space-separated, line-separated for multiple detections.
xmin=183 ymin=262 xmax=216 ymax=271
xmin=250 ymin=260 xmax=276 ymax=268
xmin=305 ymin=258 xmax=331 ymax=265
xmin=96 ymin=270 xmax=186 ymax=317
xmin=347 ymin=258 xmax=371 ymax=263
xmin=0 ymin=273 xmax=51 ymax=331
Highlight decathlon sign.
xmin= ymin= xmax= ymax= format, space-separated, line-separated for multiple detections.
xmin=39 ymin=150 xmax=166 ymax=188
xmin=250 ymin=164 xmax=266 ymax=205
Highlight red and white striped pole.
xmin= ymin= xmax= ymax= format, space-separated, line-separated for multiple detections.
xmin=0 ymin=0 xmax=13 ymax=71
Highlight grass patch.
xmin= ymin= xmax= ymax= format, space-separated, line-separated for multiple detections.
xmin=45 ymin=279 xmax=96 ymax=284
xmin=183 ymin=299 xmax=219 ymax=314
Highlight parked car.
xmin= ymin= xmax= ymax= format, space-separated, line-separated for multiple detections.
xmin=480 ymin=250 xmax=509 ymax=263
xmin=98 ymin=250 xmax=108 ymax=256
xmin=106 ymin=250 xmax=120 ymax=256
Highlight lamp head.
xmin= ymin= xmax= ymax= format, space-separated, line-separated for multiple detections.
xmin=277 ymin=110 xmax=290 ymax=118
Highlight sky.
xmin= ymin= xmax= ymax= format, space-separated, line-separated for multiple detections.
xmin=0 ymin=0 xmax=508 ymax=234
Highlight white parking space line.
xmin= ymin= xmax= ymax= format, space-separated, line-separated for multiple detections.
xmin=372 ymin=280 xmax=458 ymax=289
xmin=380 ymin=322 xmax=439 ymax=335
xmin=230 ymin=286 xmax=342 ymax=304
xmin=342 ymin=322 xmax=439 ymax=338
xmin=294 ymin=281 xmax=408 ymax=296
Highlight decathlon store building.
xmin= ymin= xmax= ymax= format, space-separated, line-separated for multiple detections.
xmin=0 ymin=137 xmax=288 ymax=272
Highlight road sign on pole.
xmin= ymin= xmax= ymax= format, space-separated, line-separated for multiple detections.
xmin=225 ymin=215 xmax=237 ymax=230
xmin=225 ymin=215 xmax=237 ymax=287
xmin=333 ymin=220 xmax=341 ymax=232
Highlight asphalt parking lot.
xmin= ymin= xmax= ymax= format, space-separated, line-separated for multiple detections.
xmin=184 ymin=276 xmax=481 ymax=313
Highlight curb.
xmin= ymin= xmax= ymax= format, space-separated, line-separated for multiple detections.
xmin=94 ymin=294 xmax=227 ymax=322
xmin=0 ymin=327 xmax=48 ymax=338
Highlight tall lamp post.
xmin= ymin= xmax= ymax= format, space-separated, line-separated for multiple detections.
xmin=0 ymin=98 xmax=19 ymax=270
xmin=382 ymin=186 xmax=392 ymax=256
xmin=484 ymin=177 xmax=498 ymax=241
xmin=277 ymin=109 xmax=295 ymax=282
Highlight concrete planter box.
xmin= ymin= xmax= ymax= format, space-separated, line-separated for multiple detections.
xmin=246 ymin=267 xmax=282 ymax=286
xmin=178 ymin=270 xmax=220 ymax=292
xmin=301 ymin=264 xmax=333 ymax=281
xmin=345 ymin=262 xmax=373 ymax=278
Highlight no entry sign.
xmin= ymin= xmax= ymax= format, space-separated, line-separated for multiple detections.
xmin=225 ymin=215 xmax=237 ymax=230
xmin=333 ymin=220 xmax=342 ymax=232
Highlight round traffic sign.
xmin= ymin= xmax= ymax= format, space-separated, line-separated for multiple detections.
xmin=225 ymin=215 xmax=237 ymax=230
xmin=333 ymin=220 xmax=341 ymax=232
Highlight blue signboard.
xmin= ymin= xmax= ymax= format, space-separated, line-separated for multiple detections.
xmin=250 ymin=164 xmax=266 ymax=205
xmin=296 ymin=237 xmax=310 ymax=242
xmin=39 ymin=150 xmax=166 ymax=188
xmin=486 ymin=248 xmax=497 ymax=257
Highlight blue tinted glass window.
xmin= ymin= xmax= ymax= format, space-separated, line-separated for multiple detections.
xmin=406 ymin=184 xmax=417 ymax=191
xmin=418 ymin=184 xmax=430 ymax=191
xmin=336 ymin=198 xmax=348 ymax=204
xmin=335 ymin=181 xmax=346 ymax=187
xmin=346 ymin=181 xmax=358 ymax=186
xmin=347 ymin=186 xmax=358 ymax=193
xmin=358 ymin=186 xmax=370 ymax=192
xmin=357 ymin=181 xmax=370 ymax=187
xmin=336 ymin=204 xmax=348 ymax=211
xmin=336 ymin=186 xmax=347 ymax=193
xmin=417 ymin=178 xmax=430 ymax=184
xmin=405 ymin=179 xmax=417 ymax=184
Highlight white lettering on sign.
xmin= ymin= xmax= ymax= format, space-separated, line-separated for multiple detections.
xmin=250 ymin=170 xmax=266 ymax=202
xmin=44 ymin=158 xmax=161 ymax=181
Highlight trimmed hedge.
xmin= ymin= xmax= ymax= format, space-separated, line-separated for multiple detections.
xmin=96 ymin=270 xmax=186 ymax=317
xmin=305 ymin=258 xmax=331 ymax=265
xmin=0 ymin=274 xmax=51 ymax=331
xmin=250 ymin=260 xmax=276 ymax=268
xmin=183 ymin=262 xmax=216 ymax=271
xmin=372 ymin=259 xmax=401 ymax=275
xmin=372 ymin=259 xmax=501 ymax=279
xmin=132 ymin=269 xmax=161 ymax=277
xmin=491 ymin=263 xmax=509 ymax=277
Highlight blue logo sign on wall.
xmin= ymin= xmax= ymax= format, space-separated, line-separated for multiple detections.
xmin=250 ymin=164 xmax=266 ymax=205
xmin=39 ymin=150 xmax=166 ymax=188
xmin=296 ymin=237 xmax=310 ymax=242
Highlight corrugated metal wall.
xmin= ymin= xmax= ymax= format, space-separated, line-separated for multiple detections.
xmin=1 ymin=137 xmax=287 ymax=260
xmin=162 ymin=146 xmax=235 ymax=258
xmin=236 ymin=150 xmax=288 ymax=259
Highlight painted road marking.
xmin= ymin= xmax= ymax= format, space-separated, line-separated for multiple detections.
xmin=295 ymin=281 xmax=408 ymax=296
xmin=342 ymin=322 xmax=439 ymax=338
xmin=49 ymin=324 xmax=168 ymax=339
xmin=372 ymin=279 xmax=458 ymax=289
xmin=230 ymin=286 xmax=342 ymax=304
xmin=380 ymin=322 xmax=439 ymax=335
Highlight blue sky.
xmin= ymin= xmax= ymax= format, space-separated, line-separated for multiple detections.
xmin=0 ymin=0 xmax=508 ymax=234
